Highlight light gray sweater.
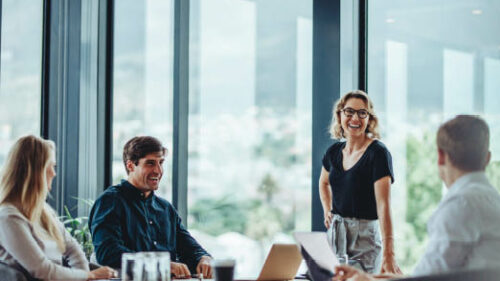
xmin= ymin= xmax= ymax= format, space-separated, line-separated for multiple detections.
xmin=0 ymin=204 xmax=89 ymax=280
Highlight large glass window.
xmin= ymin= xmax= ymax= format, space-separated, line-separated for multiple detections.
xmin=112 ymin=0 xmax=174 ymax=199
xmin=368 ymin=0 xmax=500 ymax=272
xmin=340 ymin=0 xmax=357 ymax=93
xmin=188 ymin=0 xmax=312 ymax=277
xmin=0 ymin=0 xmax=43 ymax=167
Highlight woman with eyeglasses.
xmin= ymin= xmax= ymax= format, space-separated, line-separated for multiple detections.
xmin=319 ymin=90 xmax=401 ymax=274
xmin=0 ymin=135 xmax=116 ymax=280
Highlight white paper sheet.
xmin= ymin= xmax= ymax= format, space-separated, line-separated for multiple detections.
xmin=293 ymin=232 xmax=338 ymax=273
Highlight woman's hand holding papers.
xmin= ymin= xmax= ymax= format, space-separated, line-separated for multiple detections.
xmin=334 ymin=264 xmax=404 ymax=281
xmin=333 ymin=265 xmax=374 ymax=281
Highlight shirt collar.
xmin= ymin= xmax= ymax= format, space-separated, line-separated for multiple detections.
xmin=443 ymin=171 xmax=489 ymax=201
xmin=120 ymin=179 xmax=154 ymax=201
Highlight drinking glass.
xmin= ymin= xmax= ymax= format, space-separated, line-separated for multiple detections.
xmin=121 ymin=252 xmax=144 ymax=281
xmin=142 ymin=252 xmax=158 ymax=281
xmin=122 ymin=251 xmax=171 ymax=281
xmin=156 ymin=252 xmax=171 ymax=281
xmin=212 ymin=259 xmax=236 ymax=281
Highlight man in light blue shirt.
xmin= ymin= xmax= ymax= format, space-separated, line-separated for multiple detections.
xmin=333 ymin=115 xmax=500 ymax=281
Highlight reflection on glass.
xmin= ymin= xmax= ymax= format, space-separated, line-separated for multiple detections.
xmin=0 ymin=0 xmax=42 ymax=167
xmin=112 ymin=0 xmax=174 ymax=199
xmin=340 ymin=0 xmax=356 ymax=93
xmin=188 ymin=0 xmax=312 ymax=277
xmin=369 ymin=0 xmax=500 ymax=272
xmin=443 ymin=49 xmax=474 ymax=116
xmin=484 ymin=58 xmax=500 ymax=115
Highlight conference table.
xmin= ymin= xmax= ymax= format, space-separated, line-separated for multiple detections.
xmin=95 ymin=279 xmax=308 ymax=281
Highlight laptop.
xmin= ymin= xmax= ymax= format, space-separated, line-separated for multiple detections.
xmin=255 ymin=243 xmax=302 ymax=281
xmin=293 ymin=232 xmax=338 ymax=281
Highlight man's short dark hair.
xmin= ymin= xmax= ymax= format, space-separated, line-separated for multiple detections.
xmin=123 ymin=136 xmax=167 ymax=174
xmin=437 ymin=115 xmax=490 ymax=172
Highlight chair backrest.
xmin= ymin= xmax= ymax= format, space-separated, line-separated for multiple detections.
xmin=397 ymin=267 xmax=500 ymax=281
xmin=0 ymin=261 xmax=30 ymax=281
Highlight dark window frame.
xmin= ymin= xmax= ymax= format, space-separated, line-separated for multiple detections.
xmin=40 ymin=0 xmax=113 ymax=216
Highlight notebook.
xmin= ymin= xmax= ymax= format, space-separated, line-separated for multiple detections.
xmin=256 ymin=243 xmax=303 ymax=281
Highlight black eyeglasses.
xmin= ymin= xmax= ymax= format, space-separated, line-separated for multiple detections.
xmin=340 ymin=108 xmax=370 ymax=119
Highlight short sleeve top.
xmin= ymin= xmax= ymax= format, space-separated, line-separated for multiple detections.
xmin=322 ymin=140 xmax=394 ymax=220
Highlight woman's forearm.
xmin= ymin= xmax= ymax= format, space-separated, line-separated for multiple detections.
xmin=377 ymin=203 xmax=395 ymax=256
xmin=374 ymin=176 xmax=395 ymax=257
xmin=319 ymin=168 xmax=332 ymax=213
xmin=374 ymin=177 xmax=402 ymax=273
xmin=319 ymin=182 xmax=332 ymax=212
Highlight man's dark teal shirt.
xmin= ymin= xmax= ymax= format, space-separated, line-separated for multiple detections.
xmin=89 ymin=180 xmax=210 ymax=270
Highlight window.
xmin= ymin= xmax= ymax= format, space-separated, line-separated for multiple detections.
xmin=368 ymin=0 xmax=500 ymax=271
xmin=188 ymin=0 xmax=312 ymax=277
xmin=0 ymin=0 xmax=43 ymax=167
xmin=340 ymin=0 xmax=357 ymax=93
xmin=112 ymin=0 xmax=174 ymax=199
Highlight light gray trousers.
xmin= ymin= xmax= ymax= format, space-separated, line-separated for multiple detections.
xmin=327 ymin=214 xmax=382 ymax=273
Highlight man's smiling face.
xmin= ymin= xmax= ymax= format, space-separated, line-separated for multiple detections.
xmin=127 ymin=151 xmax=165 ymax=195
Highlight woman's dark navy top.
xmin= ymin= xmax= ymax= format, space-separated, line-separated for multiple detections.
xmin=322 ymin=140 xmax=394 ymax=220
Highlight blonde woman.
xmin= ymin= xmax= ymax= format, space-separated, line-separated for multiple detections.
xmin=319 ymin=91 xmax=401 ymax=274
xmin=0 ymin=135 xmax=116 ymax=280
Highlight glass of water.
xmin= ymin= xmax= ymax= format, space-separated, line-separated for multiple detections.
xmin=121 ymin=252 xmax=144 ymax=281
xmin=142 ymin=252 xmax=158 ymax=281
xmin=140 ymin=251 xmax=171 ymax=281
xmin=121 ymin=251 xmax=171 ymax=281
xmin=156 ymin=252 xmax=171 ymax=281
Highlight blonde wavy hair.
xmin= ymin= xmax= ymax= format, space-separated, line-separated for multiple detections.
xmin=329 ymin=90 xmax=380 ymax=139
xmin=0 ymin=135 xmax=65 ymax=252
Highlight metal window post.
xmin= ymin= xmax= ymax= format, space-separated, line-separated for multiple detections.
xmin=312 ymin=0 xmax=341 ymax=231
xmin=172 ymin=0 xmax=190 ymax=223
xmin=41 ymin=0 xmax=82 ymax=216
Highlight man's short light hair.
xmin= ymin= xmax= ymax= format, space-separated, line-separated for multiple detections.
xmin=437 ymin=115 xmax=489 ymax=171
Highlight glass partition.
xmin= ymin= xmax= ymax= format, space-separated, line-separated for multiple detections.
xmin=188 ymin=0 xmax=312 ymax=277
xmin=368 ymin=0 xmax=500 ymax=271
xmin=0 ymin=0 xmax=43 ymax=167
xmin=112 ymin=0 xmax=174 ymax=199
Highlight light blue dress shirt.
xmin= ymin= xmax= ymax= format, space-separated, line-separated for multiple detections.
xmin=413 ymin=172 xmax=500 ymax=276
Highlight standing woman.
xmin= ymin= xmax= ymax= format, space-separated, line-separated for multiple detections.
xmin=0 ymin=135 xmax=115 ymax=280
xmin=319 ymin=90 xmax=401 ymax=274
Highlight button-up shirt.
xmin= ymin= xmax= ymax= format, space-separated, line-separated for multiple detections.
xmin=413 ymin=172 xmax=500 ymax=275
xmin=89 ymin=180 xmax=210 ymax=270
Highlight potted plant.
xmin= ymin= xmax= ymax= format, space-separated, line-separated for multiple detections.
xmin=61 ymin=200 xmax=94 ymax=261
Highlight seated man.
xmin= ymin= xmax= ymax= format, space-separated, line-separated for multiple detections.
xmin=334 ymin=115 xmax=500 ymax=280
xmin=89 ymin=136 xmax=212 ymax=278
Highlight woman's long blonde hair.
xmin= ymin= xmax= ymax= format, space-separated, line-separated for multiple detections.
xmin=329 ymin=90 xmax=380 ymax=139
xmin=0 ymin=135 xmax=65 ymax=252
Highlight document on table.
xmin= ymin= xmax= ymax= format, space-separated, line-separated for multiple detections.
xmin=293 ymin=232 xmax=338 ymax=273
